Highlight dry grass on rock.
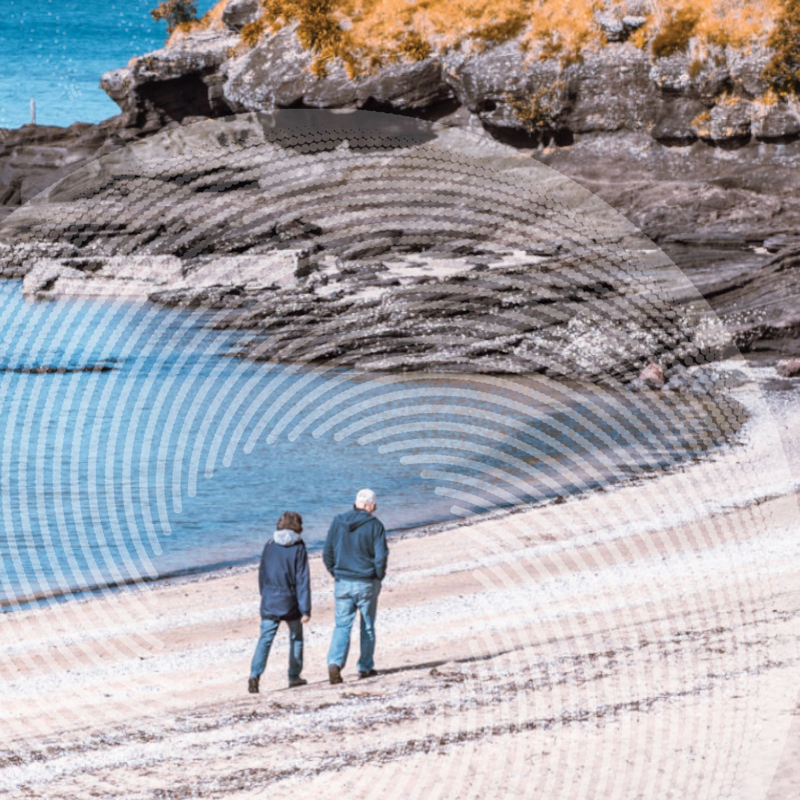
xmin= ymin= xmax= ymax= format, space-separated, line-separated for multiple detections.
xmin=193 ymin=0 xmax=785 ymax=78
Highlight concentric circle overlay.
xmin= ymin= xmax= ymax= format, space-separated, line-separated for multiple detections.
xmin=0 ymin=110 xmax=797 ymax=799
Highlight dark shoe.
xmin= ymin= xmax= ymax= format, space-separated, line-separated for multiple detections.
xmin=358 ymin=669 xmax=378 ymax=679
xmin=248 ymin=676 xmax=259 ymax=694
xmin=288 ymin=677 xmax=307 ymax=688
xmin=328 ymin=664 xmax=343 ymax=685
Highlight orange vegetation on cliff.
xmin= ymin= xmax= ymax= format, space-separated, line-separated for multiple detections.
xmin=173 ymin=0 xmax=787 ymax=84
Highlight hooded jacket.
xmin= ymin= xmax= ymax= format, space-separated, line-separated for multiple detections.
xmin=257 ymin=530 xmax=311 ymax=621
xmin=323 ymin=508 xmax=388 ymax=581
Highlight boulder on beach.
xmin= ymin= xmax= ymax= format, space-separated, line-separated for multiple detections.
xmin=638 ymin=362 xmax=666 ymax=389
xmin=777 ymin=359 xmax=800 ymax=377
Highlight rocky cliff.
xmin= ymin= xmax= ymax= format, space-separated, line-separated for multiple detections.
xmin=0 ymin=0 xmax=798 ymax=368
xmin=101 ymin=1 xmax=800 ymax=149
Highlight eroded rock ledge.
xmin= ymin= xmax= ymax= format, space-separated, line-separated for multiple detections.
xmin=101 ymin=9 xmax=800 ymax=150
xmin=4 ymin=114 xmax=720 ymax=382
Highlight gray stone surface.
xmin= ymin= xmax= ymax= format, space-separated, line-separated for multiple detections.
xmin=23 ymin=255 xmax=185 ymax=299
xmin=651 ymin=98 xmax=706 ymax=145
xmin=566 ymin=47 xmax=657 ymax=134
xmin=726 ymin=44 xmax=772 ymax=98
xmin=649 ymin=54 xmax=692 ymax=94
xmin=689 ymin=46 xmax=730 ymax=100
xmin=662 ymin=365 xmax=750 ymax=394
xmin=752 ymin=100 xmax=800 ymax=141
xmin=222 ymin=0 xmax=260 ymax=32
xmin=100 ymin=29 xmax=239 ymax=126
xmin=222 ymin=25 xmax=453 ymax=113
xmin=709 ymin=245 xmax=800 ymax=359
xmin=22 ymin=251 xmax=313 ymax=299
xmin=709 ymin=100 xmax=752 ymax=143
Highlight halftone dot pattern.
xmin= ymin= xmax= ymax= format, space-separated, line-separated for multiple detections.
xmin=0 ymin=110 xmax=797 ymax=798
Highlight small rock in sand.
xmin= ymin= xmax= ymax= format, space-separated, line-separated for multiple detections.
xmin=639 ymin=362 xmax=666 ymax=389
xmin=777 ymin=359 xmax=800 ymax=378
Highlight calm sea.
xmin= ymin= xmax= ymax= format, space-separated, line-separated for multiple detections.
xmin=1 ymin=0 xmax=217 ymax=129
xmin=0 ymin=281 xmax=742 ymax=607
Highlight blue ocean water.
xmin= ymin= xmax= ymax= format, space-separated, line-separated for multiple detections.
xmin=1 ymin=0 xmax=218 ymax=129
xmin=0 ymin=281 xmax=738 ymax=607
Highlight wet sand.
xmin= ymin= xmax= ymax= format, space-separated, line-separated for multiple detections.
xmin=1 ymin=369 xmax=799 ymax=799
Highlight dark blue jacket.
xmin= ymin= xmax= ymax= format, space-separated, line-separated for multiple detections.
xmin=323 ymin=508 xmax=388 ymax=581
xmin=258 ymin=537 xmax=311 ymax=621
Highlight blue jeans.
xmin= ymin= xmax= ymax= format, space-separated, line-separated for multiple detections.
xmin=327 ymin=578 xmax=381 ymax=673
xmin=250 ymin=617 xmax=303 ymax=680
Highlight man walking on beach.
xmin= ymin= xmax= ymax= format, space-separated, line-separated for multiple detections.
xmin=324 ymin=488 xmax=388 ymax=684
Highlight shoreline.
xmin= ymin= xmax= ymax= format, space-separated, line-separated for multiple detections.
xmin=1 ymin=365 xmax=753 ymax=613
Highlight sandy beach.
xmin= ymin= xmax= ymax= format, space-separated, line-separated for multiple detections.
xmin=1 ymin=366 xmax=798 ymax=799
xmin=4 ymin=3 xmax=800 ymax=798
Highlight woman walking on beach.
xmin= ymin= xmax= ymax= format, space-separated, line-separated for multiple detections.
xmin=248 ymin=511 xmax=311 ymax=693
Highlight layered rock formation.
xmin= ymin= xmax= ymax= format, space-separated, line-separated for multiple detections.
xmin=3 ymin=112 xmax=719 ymax=381
xmin=0 ymin=115 xmax=179 ymax=226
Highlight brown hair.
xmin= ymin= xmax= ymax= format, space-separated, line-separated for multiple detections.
xmin=276 ymin=511 xmax=303 ymax=533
